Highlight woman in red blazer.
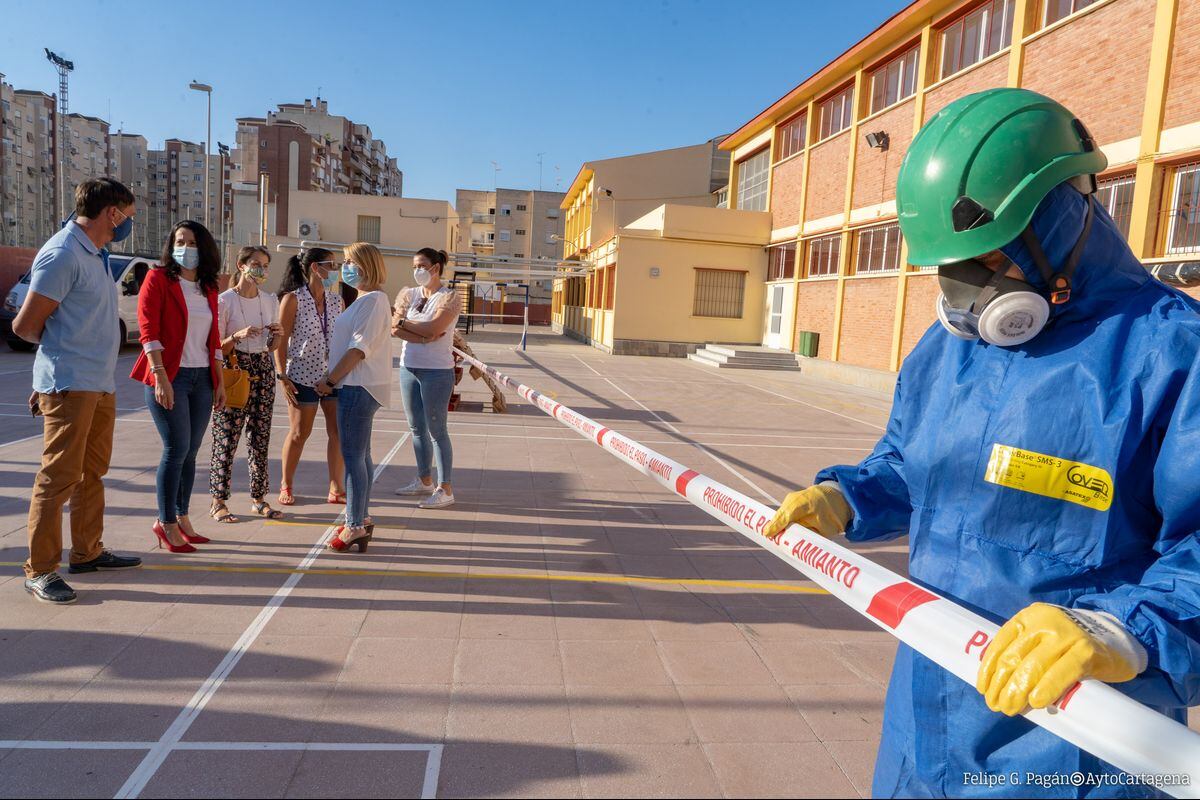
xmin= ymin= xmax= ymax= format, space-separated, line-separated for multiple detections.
xmin=131 ymin=220 xmax=225 ymax=554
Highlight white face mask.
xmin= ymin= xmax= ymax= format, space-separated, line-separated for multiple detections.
xmin=413 ymin=267 xmax=432 ymax=287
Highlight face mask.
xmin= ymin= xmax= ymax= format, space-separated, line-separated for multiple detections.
xmin=936 ymin=258 xmax=1049 ymax=347
xmin=341 ymin=261 xmax=362 ymax=288
xmin=413 ymin=267 xmax=432 ymax=287
xmin=321 ymin=271 xmax=339 ymax=290
xmin=242 ymin=265 xmax=268 ymax=285
xmin=111 ymin=210 xmax=133 ymax=243
xmin=173 ymin=245 xmax=200 ymax=269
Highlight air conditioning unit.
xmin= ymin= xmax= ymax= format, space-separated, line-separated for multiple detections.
xmin=297 ymin=219 xmax=320 ymax=239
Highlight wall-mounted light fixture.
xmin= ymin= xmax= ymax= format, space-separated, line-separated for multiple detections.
xmin=865 ymin=131 xmax=890 ymax=151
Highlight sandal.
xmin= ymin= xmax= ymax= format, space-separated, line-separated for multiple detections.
xmin=250 ymin=500 xmax=284 ymax=520
xmin=278 ymin=486 xmax=295 ymax=506
xmin=209 ymin=501 xmax=238 ymax=524
xmin=327 ymin=491 xmax=346 ymax=505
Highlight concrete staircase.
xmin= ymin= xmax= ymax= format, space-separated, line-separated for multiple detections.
xmin=687 ymin=344 xmax=801 ymax=371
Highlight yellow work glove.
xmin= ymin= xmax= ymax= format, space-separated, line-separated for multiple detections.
xmin=762 ymin=482 xmax=852 ymax=541
xmin=977 ymin=602 xmax=1147 ymax=716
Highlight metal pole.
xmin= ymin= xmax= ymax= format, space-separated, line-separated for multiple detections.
xmin=259 ymin=172 xmax=269 ymax=245
xmin=204 ymin=91 xmax=211 ymax=230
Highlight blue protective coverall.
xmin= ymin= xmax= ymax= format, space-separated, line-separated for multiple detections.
xmin=816 ymin=184 xmax=1200 ymax=798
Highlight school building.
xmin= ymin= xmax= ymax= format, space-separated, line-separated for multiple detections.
xmin=723 ymin=0 xmax=1200 ymax=377
xmin=554 ymin=0 xmax=1200 ymax=382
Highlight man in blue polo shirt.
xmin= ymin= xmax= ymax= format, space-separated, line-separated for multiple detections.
xmin=13 ymin=178 xmax=143 ymax=604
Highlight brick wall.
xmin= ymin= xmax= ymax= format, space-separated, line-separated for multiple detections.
xmin=770 ymin=155 xmax=806 ymax=230
xmin=922 ymin=54 xmax=1009 ymax=121
xmin=1164 ymin=0 xmax=1200 ymax=130
xmin=804 ymin=132 xmax=852 ymax=222
xmin=838 ymin=277 xmax=898 ymax=370
xmin=900 ymin=272 xmax=941 ymax=359
xmin=852 ymin=98 xmax=917 ymax=209
xmin=1022 ymin=0 xmax=1154 ymax=146
xmin=795 ymin=279 xmax=839 ymax=360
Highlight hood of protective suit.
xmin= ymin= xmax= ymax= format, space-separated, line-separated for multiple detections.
xmin=998 ymin=183 xmax=1149 ymax=326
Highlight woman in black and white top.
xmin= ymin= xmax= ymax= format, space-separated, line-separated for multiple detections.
xmin=273 ymin=248 xmax=346 ymax=506
xmin=209 ymin=246 xmax=284 ymax=523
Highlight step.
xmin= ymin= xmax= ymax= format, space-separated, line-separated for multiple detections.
xmin=695 ymin=349 xmax=800 ymax=367
xmin=704 ymin=344 xmax=798 ymax=360
xmin=688 ymin=351 xmax=802 ymax=371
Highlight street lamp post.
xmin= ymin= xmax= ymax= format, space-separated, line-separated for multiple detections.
xmin=188 ymin=81 xmax=212 ymax=230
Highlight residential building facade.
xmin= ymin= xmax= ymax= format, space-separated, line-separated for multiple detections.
xmin=1 ymin=81 xmax=58 ymax=248
xmin=720 ymin=0 xmax=1200 ymax=379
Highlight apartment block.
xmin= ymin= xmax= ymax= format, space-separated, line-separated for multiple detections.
xmin=2 ymin=80 xmax=59 ymax=248
xmin=718 ymin=0 xmax=1200 ymax=383
xmin=62 ymin=113 xmax=110 ymax=214
xmin=109 ymin=133 xmax=152 ymax=253
xmin=455 ymin=189 xmax=497 ymax=254
xmin=232 ymin=97 xmax=404 ymax=240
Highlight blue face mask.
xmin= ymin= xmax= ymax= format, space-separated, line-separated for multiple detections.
xmin=341 ymin=262 xmax=362 ymax=288
xmin=173 ymin=245 xmax=200 ymax=269
xmin=111 ymin=210 xmax=133 ymax=243
xmin=321 ymin=271 xmax=339 ymax=290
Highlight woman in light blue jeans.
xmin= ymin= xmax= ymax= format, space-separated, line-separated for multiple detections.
xmin=392 ymin=247 xmax=460 ymax=509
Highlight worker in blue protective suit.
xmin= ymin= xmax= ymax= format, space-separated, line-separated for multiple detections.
xmin=763 ymin=88 xmax=1200 ymax=799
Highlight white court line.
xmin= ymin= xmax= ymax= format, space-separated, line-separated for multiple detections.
xmin=0 ymin=740 xmax=156 ymax=750
xmin=691 ymin=361 xmax=888 ymax=432
xmin=114 ymin=433 xmax=417 ymax=800
xmin=571 ymin=354 xmax=780 ymax=505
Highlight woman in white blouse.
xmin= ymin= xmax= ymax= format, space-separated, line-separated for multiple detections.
xmin=391 ymin=248 xmax=460 ymax=509
xmin=314 ymin=243 xmax=393 ymax=553
xmin=208 ymin=246 xmax=284 ymax=523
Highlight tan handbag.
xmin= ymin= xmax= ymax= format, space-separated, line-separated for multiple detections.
xmin=222 ymin=351 xmax=251 ymax=409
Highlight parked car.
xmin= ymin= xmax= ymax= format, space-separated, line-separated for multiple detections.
xmin=1 ymin=254 xmax=156 ymax=351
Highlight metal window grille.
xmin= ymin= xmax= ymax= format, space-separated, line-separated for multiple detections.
xmin=356 ymin=215 xmax=381 ymax=243
xmin=693 ymin=268 xmax=746 ymax=318
xmin=855 ymin=224 xmax=903 ymax=274
xmin=1166 ymin=163 xmax=1200 ymax=256
xmin=806 ymin=234 xmax=841 ymax=277
xmin=767 ymin=242 xmax=797 ymax=281
xmin=1095 ymin=175 xmax=1135 ymax=240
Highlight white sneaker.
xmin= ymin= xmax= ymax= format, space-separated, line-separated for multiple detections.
xmin=419 ymin=488 xmax=455 ymax=509
xmin=395 ymin=478 xmax=436 ymax=496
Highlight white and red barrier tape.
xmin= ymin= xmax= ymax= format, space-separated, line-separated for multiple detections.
xmin=454 ymin=347 xmax=1200 ymax=797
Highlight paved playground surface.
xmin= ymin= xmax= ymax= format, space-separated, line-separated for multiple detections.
xmin=2 ymin=326 xmax=1187 ymax=798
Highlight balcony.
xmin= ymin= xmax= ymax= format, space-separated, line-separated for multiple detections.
xmin=471 ymin=239 xmax=495 ymax=249
xmin=472 ymin=212 xmax=495 ymax=224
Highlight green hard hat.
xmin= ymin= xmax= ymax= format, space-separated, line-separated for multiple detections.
xmin=896 ymin=88 xmax=1107 ymax=266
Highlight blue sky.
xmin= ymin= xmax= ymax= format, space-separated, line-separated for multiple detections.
xmin=1 ymin=0 xmax=910 ymax=202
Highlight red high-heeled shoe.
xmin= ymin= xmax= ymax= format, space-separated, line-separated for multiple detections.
xmin=327 ymin=526 xmax=371 ymax=553
xmin=176 ymin=518 xmax=210 ymax=544
xmin=153 ymin=521 xmax=197 ymax=553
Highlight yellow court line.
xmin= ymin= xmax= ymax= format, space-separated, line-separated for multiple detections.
xmin=0 ymin=561 xmax=828 ymax=595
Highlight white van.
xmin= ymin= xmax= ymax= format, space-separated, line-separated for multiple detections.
xmin=2 ymin=254 xmax=157 ymax=351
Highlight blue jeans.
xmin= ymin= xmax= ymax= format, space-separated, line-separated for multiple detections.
xmin=399 ymin=367 xmax=454 ymax=486
xmin=336 ymin=385 xmax=380 ymax=528
xmin=146 ymin=367 xmax=213 ymax=523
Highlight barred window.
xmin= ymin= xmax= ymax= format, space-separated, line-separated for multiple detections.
xmin=806 ymin=234 xmax=841 ymax=278
xmin=869 ymin=46 xmax=920 ymax=114
xmin=1166 ymin=163 xmax=1200 ymax=255
xmin=1095 ymin=175 xmax=1135 ymax=240
xmin=693 ymin=268 xmax=746 ymax=318
xmin=736 ymin=148 xmax=770 ymax=211
xmin=775 ymin=113 xmax=806 ymax=162
xmin=356 ymin=214 xmax=381 ymax=244
xmin=855 ymin=224 xmax=903 ymax=274
xmin=940 ymin=0 xmax=1013 ymax=79
xmin=819 ymin=85 xmax=854 ymax=140
xmin=767 ymin=242 xmax=797 ymax=282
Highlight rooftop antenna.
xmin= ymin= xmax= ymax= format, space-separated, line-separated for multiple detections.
xmin=537 ymin=152 xmax=545 ymax=191
xmin=45 ymin=48 xmax=74 ymax=223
